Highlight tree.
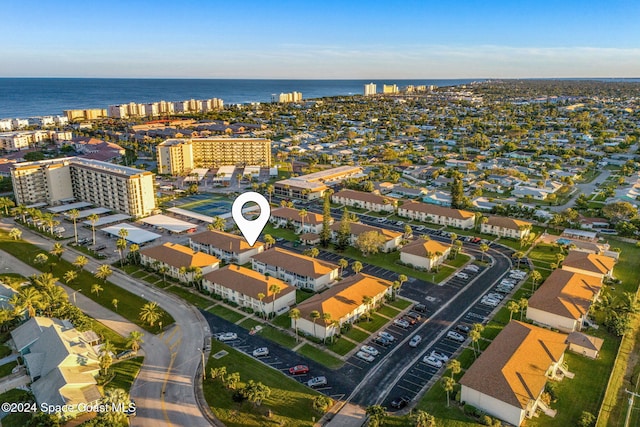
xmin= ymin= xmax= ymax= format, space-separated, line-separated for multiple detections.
xmin=450 ymin=172 xmax=466 ymax=209
xmin=266 ymin=184 xmax=274 ymax=205
xmin=404 ymin=224 xmax=413 ymax=238
xmin=310 ymin=310 xmax=321 ymax=337
xmin=469 ymin=329 xmax=481 ymax=358
xmin=320 ymin=192 xmax=332 ymax=247
xmin=112 ymin=298 xmax=119 ymax=311
xmin=352 ymin=261 xmax=363 ymax=274
xmin=94 ymin=264 xmax=113 ymax=283
xmin=313 ymin=395 xmax=334 ymax=412
xmin=50 ymin=243 xmax=64 ymax=260
xmin=518 ymin=298 xmax=528 ymax=320
xmin=257 ymin=292 xmax=266 ymax=318
xmin=73 ymin=255 xmax=88 ymax=270
xmin=601 ymin=201 xmax=638 ymax=223
xmin=507 ymin=300 xmax=520 ymax=321
xmin=34 ymin=253 xmax=49 ymax=266
xmin=210 ymin=366 xmax=227 ymax=381
xmin=365 ymin=405 xmax=386 ymax=427
xmin=530 ymin=270 xmax=542 ymax=292
xmin=447 ymin=359 xmax=461 ymax=380
xmin=68 ymin=208 xmax=80 ymax=244
xmin=441 ymin=376 xmax=456 ymax=407
xmin=64 ymin=270 xmax=77 ymax=284
xmin=208 ymin=216 xmax=226 ymax=231
xmin=479 ymin=243 xmax=489 ymax=262
xmin=88 ymin=213 xmax=99 ymax=245
xmin=91 ymin=283 xmax=104 ymax=297
xmin=99 ymin=388 xmax=129 ymax=425
xmin=298 ymin=209 xmax=308 ymax=232
xmin=338 ymin=258 xmax=349 ymax=277
xmin=225 ymin=372 xmax=241 ymax=390
xmin=578 ymin=411 xmax=596 ymax=427
xmin=335 ymin=208 xmax=352 ymax=250
xmin=116 ymin=238 xmax=127 ymax=267
xmin=268 ymin=283 xmax=281 ymax=316
xmin=304 ymin=247 xmax=320 ymax=258
xmin=0 ymin=197 xmax=15 ymax=216
xmin=158 ymin=265 xmax=168 ymax=286
xmin=18 ymin=287 xmax=44 ymax=317
xmin=514 ymin=251 xmax=525 ymax=268
xmin=263 ymin=234 xmax=275 ymax=249
xmin=322 ymin=312 xmax=332 ymax=343
xmin=8 ymin=227 xmax=22 ymax=240
xmin=240 ymin=380 xmax=271 ymax=407
xmin=128 ymin=243 xmax=140 ymax=265
xmin=413 ymin=410 xmax=436 ymax=427
xmin=290 ymin=308 xmax=301 ymax=342
xmin=355 ymin=231 xmax=386 ymax=256
xmin=139 ymin=301 xmax=162 ymax=327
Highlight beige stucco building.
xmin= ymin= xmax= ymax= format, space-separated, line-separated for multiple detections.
xmin=481 ymin=216 xmax=532 ymax=239
xmin=398 ymin=201 xmax=475 ymax=230
xmin=189 ymin=229 xmax=265 ymax=264
xmin=400 ymin=239 xmax=452 ymax=271
xmin=140 ymin=242 xmax=220 ymax=283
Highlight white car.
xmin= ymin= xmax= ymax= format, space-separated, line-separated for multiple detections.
xmin=377 ymin=217 xmax=386 ymax=223
xmin=217 ymin=332 xmax=238 ymax=342
xmin=430 ymin=351 xmax=449 ymax=363
xmin=356 ymin=351 xmax=375 ymax=362
xmin=481 ymin=298 xmax=499 ymax=307
xmin=378 ymin=331 xmax=396 ymax=342
xmin=252 ymin=347 xmax=269 ymax=357
xmin=423 ymin=355 xmax=443 ymax=368
xmin=307 ymin=376 xmax=328 ymax=388
xmin=446 ymin=331 xmax=466 ymax=342
xmin=486 ymin=293 xmax=504 ymax=300
xmin=393 ymin=319 xmax=410 ymax=329
xmin=409 ymin=335 xmax=422 ymax=348
xmin=360 ymin=345 xmax=379 ymax=356
xmin=454 ymin=272 xmax=469 ymax=279
xmin=464 ymin=265 xmax=479 ymax=272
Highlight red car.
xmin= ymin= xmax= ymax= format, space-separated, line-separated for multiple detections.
xmin=288 ymin=365 xmax=310 ymax=375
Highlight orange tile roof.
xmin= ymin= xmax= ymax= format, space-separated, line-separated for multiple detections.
xmin=333 ymin=189 xmax=397 ymax=206
xmin=460 ymin=321 xmax=567 ymax=409
xmin=296 ymin=273 xmax=391 ymax=321
xmin=562 ymin=251 xmax=615 ymax=275
xmin=140 ymin=242 xmax=219 ymax=269
xmin=528 ymin=269 xmax=602 ymax=320
xmin=251 ymin=248 xmax=338 ymax=278
xmin=202 ymin=265 xmax=294 ymax=303
xmin=190 ymin=229 xmax=264 ymax=253
xmin=400 ymin=239 xmax=451 ymax=257
xmin=486 ymin=216 xmax=532 ymax=230
xmin=330 ymin=221 xmax=402 ymax=240
xmin=400 ymin=200 xmax=475 ymax=220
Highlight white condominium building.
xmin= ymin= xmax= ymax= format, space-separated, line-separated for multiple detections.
xmin=11 ymin=158 xmax=156 ymax=218
xmin=157 ymin=137 xmax=271 ymax=175
xmin=364 ymin=82 xmax=376 ymax=96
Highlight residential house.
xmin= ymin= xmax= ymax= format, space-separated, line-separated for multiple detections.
xmin=561 ymin=250 xmax=616 ymax=280
xmin=331 ymin=189 xmax=397 ymax=213
xmin=400 ymin=239 xmax=452 ymax=271
xmin=481 ymin=216 xmax=532 ymax=239
xmin=460 ymin=321 xmax=570 ymax=426
xmin=251 ymin=248 xmax=339 ymax=292
xmin=526 ymin=269 xmax=603 ymax=332
xmin=294 ymin=273 xmax=391 ymax=340
xmin=330 ymin=221 xmax=403 ymax=252
xmin=11 ymin=317 xmax=103 ymax=418
xmin=202 ymin=265 xmax=296 ymax=316
xmin=398 ymin=201 xmax=475 ymax=229
xmin=270 ymin=206 xmax=331 ymax=234
xmin=189 ymin=229 xmax=265 ymax=264
xmin=139 ymin=242 xmax=220 ymax=283
xmin=565 ymin=332 xmax=604 ymax=359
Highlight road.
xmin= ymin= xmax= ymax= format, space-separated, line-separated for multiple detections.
xmin=0 ymin=219 xmax=212 ymax=427
xmin=548 ymin=169 xmax=611 ymax=212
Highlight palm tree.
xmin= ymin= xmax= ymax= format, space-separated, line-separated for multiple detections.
xmin=94 ymin=264 xmax=113 ymax=283
xmin=469 ymin=328 xmax=481 ymax=358
xmin=518 ymin=298 xmax=528 ymax=320
xmin=514 ymin=251 xmax=525 ymax=268
xmin=13 ymin=204 xmax=27 ymax=223
xmin=479 ymin=243 xmax=489 ymax=262
xmin=208 ymin=216 xmax=226 ymax=231
xmin=128 ymin=243 xmax=140 ymax=265
xmin=413 ymin=410 xmax=436 ymax=427
xmin=127 ymin=331 xmax=144 ymax=353
xmin=530 ymin=269 xmax=542 ymax=292
xmin=268 ymin=283 xmax=281 ymax=316
xmin=68 ymin=209 xmax=80 ymax=244
xmin=338 ymin=258 xmax=348 ymax=277
xmin=447 ymin=359 xmax=461 ymax=380
xmin=158 ymin=265 xmax=168 ymax=286
xmin=298 ymin=209 xmax=308 ymax=232
xmin=91 ymin=283 xmax=104 ymax=297
xmin=322 ymin=312 xmax=332 ymax=343
xmin=289 ymin=308 xmax=301 ymax=342
xmin=257 ymin=292 xmax=266 ymax=319
xmin=8 ymin=227 xmax=22 ymax=240
xmin=0 ymin=197 xmax=15 ymax=216
xmin=507 ymin=300 xmax=519 ymax=321
xmin=50 ymin=243 xmax=64 ymax=260
xmin=263 ymin=234 xmax=275 ymax=249
xmin=441 ymin=376 xmax=456 ymax=407
xmin=112 ymin=298 xmax=119 ymax=311
xmin=64 ymin=270 xmax=77 ymax=284
xmin=42 ymin=285 xmax=68 ymax=317
xmin=139 ymin=301 xmax=162 ymax=327
xmin=88 ymin=213 xmax=99 ymax=245
xmin=18 ymin=287 xmax=44 ymax=318
xmin=310 ymin=310 xmax=321 ymax=338
xmin=267 ymin=184 xmax=274 ymax=205
xmin=116 ymin=238 xmax=127 ymax=267
xmin=73 ymin=255 xmax=88 ymax=270
xmin=352 ymin=261 xmax=363 ymax=274
xmin=34 ymin=253 xmax=49 ymax=266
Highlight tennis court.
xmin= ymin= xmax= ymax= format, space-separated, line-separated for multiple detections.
xmin=174 ymin=194 xmax=233 ymax=218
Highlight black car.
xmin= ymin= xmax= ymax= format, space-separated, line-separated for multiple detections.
xmin=414 ymin=304 xmax=427 ymax=313
xmin=390 ymin=396 xmax=410 ymax=409
xmin=405 ymin=312 xmax=422 ymax=321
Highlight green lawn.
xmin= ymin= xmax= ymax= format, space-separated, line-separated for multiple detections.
xmin=106 ymin=357 xmax=144 ymax=393
xmin=327 ymin=337 xmax=356 ymax=356
xmin=204 ymin=340 xmax=323 ymax=427
xmin=0 ymin=389 xmax=35 ymax=427
xmin=263 ymin=223 xmax=299 ymax=242
xmin=272 ymin=313 xmax=292 ymax=328
xmin=89 ymin=317 xmax=128 ymax=351
xmin=0 ymin=343 xmax=12 ymax=358
xmin=344 ymin=327 xmax=370 ymax=343
xmin=207 ymin=305 xmax=246 ymax=323
xmin=297 ymin=343 xmax=343 ymax=369
xmin=377 ymin=304 xmax=401 ymax=318
xmin=256 ymin=325 xmax=298 ymax=349
xmin=239 ymin=318 xmax=263 ymax=331
xmin=296 ymin=290 xmax=315 ymax=304
xmin=0 ymin=231 xmax=173 ymax=334
xmin=445 ymin=254 xmax=472 ymax=268
xmin=166 ymin=286 xmax=213 ymax=309
xmin=0 ymin=361 xmax=17 ymax=377
xmin=431 ymin=265 xmax=457 ymax=283
xmin=388 ymin=298 xmax=412 ymax=310
xmin=355 ymin=313 xmax=388 ymax=333
xmin=528 ymin=243 xmax=562 ymax=264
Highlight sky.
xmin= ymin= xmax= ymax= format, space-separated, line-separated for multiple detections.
xmin=1 ymin=0 xmax=639 ymax=79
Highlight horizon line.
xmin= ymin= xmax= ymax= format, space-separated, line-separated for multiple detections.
xmin=1 ymin=76 xmax=639 ymax=80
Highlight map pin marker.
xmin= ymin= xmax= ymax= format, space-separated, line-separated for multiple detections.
xmin=231 ymin=192 xmax=271 ymax=247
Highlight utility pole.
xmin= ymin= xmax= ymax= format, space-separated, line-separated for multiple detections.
xmin=624 ymin=389 xmax=640 ymax=427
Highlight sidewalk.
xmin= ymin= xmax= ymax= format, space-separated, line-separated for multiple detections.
xmin=321 ymin=402 xmax=366 ymax=427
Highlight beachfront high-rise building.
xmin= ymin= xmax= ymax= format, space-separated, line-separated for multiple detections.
xmin=383 ymin=84 xmax=399 ymax=94
xmin=364 ymin=83 xmax=377 ymax=96
xmin=107 ymin=97 xmax=222 ymax=119
xmin=157 ymin=137 xmax=272 ymax=175
xmin=11 ymin=158 xmax=156 ymax=218
xmin=278 ymin=92 xmax=303 ymax=103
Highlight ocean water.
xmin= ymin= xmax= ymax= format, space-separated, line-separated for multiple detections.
xmin=0 ymin=78 xmax=479 ymax=119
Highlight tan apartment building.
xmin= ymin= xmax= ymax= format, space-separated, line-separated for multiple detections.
xmin=274 ymin=165 xmax=364 ymax=200
xmin=481 ymin=216 xmax=532 ymax=239
xmin=140 ymin=242 xmax=220 ymax=283
xmin=332 ymin=189 xmax=398 ymax=213
xmin=398 ymin=201 xmax=475 ymax=230
xmin=11 ymin=157 xmax=156 ymax=218
xmin=157 ymin=137 xmax=271 ymax=175
xmin=63 ymin=109 xmax=107 ymax=121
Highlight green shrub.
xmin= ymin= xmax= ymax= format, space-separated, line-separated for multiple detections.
xmin=481 ymin=415 xmax=492 ymax=425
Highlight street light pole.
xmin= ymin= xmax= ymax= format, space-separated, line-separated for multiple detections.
xmin=624 ymin=389 xmax=640 ymax=427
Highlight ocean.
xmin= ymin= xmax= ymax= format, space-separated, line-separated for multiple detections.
xmin=0 ymin=78 xmax=480 ymax=119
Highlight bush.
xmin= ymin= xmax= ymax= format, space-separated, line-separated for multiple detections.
xmin=545 ymin=382 xmax=558 ymax=403
xmin=578 ymin=411 xmax=595 ymax=427
xmin=463 ymin=404 xmax=478 ymax=416
xmin=481 ymin=415 xmax=492 ymax=425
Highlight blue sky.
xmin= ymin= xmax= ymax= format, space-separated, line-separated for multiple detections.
xmin=1 ymin=0 xmax=638 ymax=78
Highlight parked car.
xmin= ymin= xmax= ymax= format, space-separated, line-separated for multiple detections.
xmin=217 ymin=332 xmax=238 ymax=342
xmin=454 ymin=272 xmax=469 ymax=279
xmin=413 ymin=304 xmax=427 ymax=313
xmin=402 ymin=315 xmax=417 ymax=325
xmin=289 ymin=365 xmax=310 ymax=375
xmin=423 ymin=355 xmax=443 ymax=368
xmin=252 ymin=347 xmax=269 ymax=357
xmin=409 ymin=335 xmax=422 ymax=348
xmin=481 ymin=298 xmax=499 ymax=307
xmin=430 ymin=350 xmax=449 ymax=363
xmin=373 ymin=336 xmax=392 ymax=347
xmin=377 ymin=217 xmax=386 ymax=223
xmin=447 ymin=331 xmax=466 ymax=342
xmin=464 ymin=265 xmax=479 ymax=272
xmin=405 ymin=312 xmax=422 ymax=321
xmin=390 ymin=396 xmax=410 ymax=409
xmin=378 ymin=331 xmax=396 ymax=342
xmin=393 ymin=318 xmax=410 ymax=329
xmin=361 ymin=345 xmax=379 ymax=356
xmin=455 ymin=324 xmax=471 ymax=334
xmin=307 ymin=376 xmax=327 ymax=388
xmin=356 ymin=351 xmax=375 ymax=362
